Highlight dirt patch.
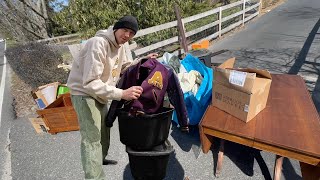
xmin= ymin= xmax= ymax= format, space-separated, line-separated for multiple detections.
xmin=261 ymin=0 xmax=286 ymax=14
xmin=10 ymin=70 xmax=37 ymax=117
xmin=6 ymin=43 xmax=72 ymax=117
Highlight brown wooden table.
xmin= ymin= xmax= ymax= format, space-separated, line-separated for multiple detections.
xmin=199 ymin=74 xmax=320 ymax=180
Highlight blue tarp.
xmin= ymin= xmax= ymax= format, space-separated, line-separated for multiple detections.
xmin=173 ymin=54 xmax=213 ymax=125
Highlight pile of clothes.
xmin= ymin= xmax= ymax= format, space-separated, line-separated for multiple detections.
xmin=160 ymin=53 xmax=213 ymax=125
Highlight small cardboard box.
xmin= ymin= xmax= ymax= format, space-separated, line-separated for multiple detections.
xmin=212 ymin=58 xmax=272 ymax=122
xmin=31 ymin=82 xmax=60 ymax=108
xmin=29 ymin=118 xmax=49 ymax=134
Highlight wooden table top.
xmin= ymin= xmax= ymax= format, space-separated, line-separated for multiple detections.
xmin=201 ymin=74 xmax=320 ymax=161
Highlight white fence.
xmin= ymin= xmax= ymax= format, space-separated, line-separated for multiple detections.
xmin=36 ymin=33 xmax=80 ymax=45
xmin=39 ymin=0 xmax=261 ymax=56
xmin=132 ymin=0 xmax=261 ymax=56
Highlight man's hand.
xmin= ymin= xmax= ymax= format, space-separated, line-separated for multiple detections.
xmin=146 ymin=53 xmax=159 ymax=59
xmin=122 ymin=86 xmax=143 ymax=100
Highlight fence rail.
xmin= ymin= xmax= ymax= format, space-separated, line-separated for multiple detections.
xmin=38 ymin=0 xmax=261 ymax=57
xmin=36 ymin=33 xmax=80 ymax=44
xmin=132 ymin=0 xmax=261 ymax=56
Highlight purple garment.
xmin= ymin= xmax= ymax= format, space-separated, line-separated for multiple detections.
xmin=131 ymin=58 xmax=169 ymax=113
xmin=106 ymin=58 xmax=188 ymax=128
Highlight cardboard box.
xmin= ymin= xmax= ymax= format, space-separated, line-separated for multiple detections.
xmin=29 ymin=118 xmax=49 ymax=134
xmin=31 ymin=82 xmax=60 ymax=108
xmin=212 ymin=58 xmax=272 ymax=122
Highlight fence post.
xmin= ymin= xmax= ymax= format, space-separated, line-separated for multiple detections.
xmin=242 ymin=0 xmax=246 ymax=26
xmin=259 ymin=0 xmax=263 ymax=15
xmin=174 ymin=4 xmax=188 ymax=54
xmin=219 ymin=7 xmax=222 ymax=38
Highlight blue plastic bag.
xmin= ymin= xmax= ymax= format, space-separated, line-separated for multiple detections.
xmin=173 ymin=54 xmax=213 ymax=125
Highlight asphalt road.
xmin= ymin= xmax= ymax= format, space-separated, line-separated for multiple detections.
xmin=209 ymin=0 xmax=320 ymax=112
xmin=0 ymin=40 xmax=15 ymax=180
xmin=1 ymin=0 xmax=320 ymax=179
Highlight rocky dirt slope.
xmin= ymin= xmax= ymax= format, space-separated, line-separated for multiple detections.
xmin=5 ymin=43 xmax=72 ymax=117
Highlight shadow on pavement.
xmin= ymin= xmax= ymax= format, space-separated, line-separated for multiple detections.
xmin=165 ymin=153 xmax=185 ymax=180
xmin=170 ymin=124 xmax=201 ymax=152
xmin=210 ymin=140 xmax=302 ymax=180
xmin=212 ymin=140 xmax=256 ymax=177
xmin=288 ymin=18 xmax=320 ymax=112
xmin=282 ymin=158 xmax=302 ymax=180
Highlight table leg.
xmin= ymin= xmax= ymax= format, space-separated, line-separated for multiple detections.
xmin=300 ymin=162 xmax=320 ymax=180
xmin=273 ymin=155 xmax=284 ymax=180
xmin=199 ymin=127 xmax=213 ymax=153
xmin=215 ymin=139 xmax=225 ymax=177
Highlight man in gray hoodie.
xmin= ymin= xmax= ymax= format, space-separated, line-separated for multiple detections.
xmin=68 ymin=15 xmax=157 ymax=180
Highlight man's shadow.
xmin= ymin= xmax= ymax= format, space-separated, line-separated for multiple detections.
xmin=123 ymin=152 xmax=185 ymax=179
xmin=170 ymin=123 xmax=201 ymax=152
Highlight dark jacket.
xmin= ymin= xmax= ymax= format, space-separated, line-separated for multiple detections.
xmin=106 ymin=58 xmax=189 ymax=128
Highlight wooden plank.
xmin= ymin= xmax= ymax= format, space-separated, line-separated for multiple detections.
xmin=254 ymin=141 xmax=320 ymax=166
xmin=219 ymin=7 xmax=222 ymax=37
xmin=203 ymin=128 xmax=254 ymax=147
xmin=183 ymin=8 xmax=220 ymax=24
xmin=134 ymin=6 xmax=220 ymax=38
xmin=56 ymin=39 xmax=81 ymax=45
xmin=199 ymin=128 xmax=214 ymax=153
xmin=221 ymin=10 xmax=243 ymax=23
xmin=259 ymin=0 xmax=262 ymax=14
xmin=174 ymin=4 xmax=188 ymax=53
xmin=221 ymin=0 xmax=243 ymax=11
xmin=134 ymin=20 xmax=177 ymax=38
xmin=133 ymin=36 xmax=179 ymax=56
xmin=199 ymin=107 xmax=214 ymax=153
xmin=37 ymin=33 xmax=80 ymax=42
xmin=37 ymin=106 xmax=75 ymax=115
xmin=242 ymin=0 xmax=246 ymax=26
xmin=185 ymin=20 xmax=219 ymax=37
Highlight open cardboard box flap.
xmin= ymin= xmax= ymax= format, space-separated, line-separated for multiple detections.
xmin=235 ymin=68 xmax=272 ymax=79
xmin=214 ymin=66 xmax=272 ymax=94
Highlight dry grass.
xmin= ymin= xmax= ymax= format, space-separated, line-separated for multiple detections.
xmin=6 ymin=42 xmax=72 ymax=117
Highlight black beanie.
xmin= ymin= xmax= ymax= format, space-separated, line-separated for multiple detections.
xmin=113 ymin=15 xmax=138 ymax=34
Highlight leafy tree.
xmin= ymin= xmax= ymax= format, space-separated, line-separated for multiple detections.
xmin=53 ymin=0 xmax=213 ymax=39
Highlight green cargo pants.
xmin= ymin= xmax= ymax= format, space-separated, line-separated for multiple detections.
xmin=71 ymin=95 xmax=110 ymax=180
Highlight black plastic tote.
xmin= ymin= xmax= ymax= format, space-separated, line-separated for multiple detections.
xmin=126 ymin=140 xmax=174 ymax=180
xmin=117 ymin=107 xmax=174 ymax=150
